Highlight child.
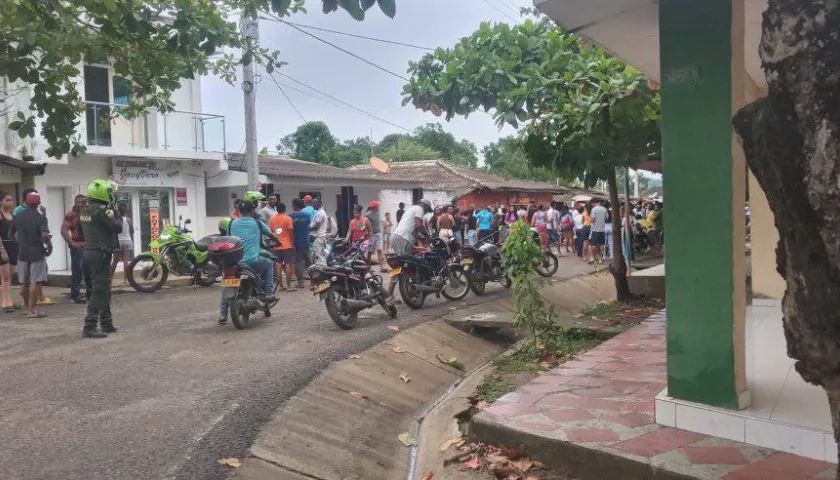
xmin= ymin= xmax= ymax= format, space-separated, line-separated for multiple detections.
xmin=217 ymin=217 xmax=232 ymax=324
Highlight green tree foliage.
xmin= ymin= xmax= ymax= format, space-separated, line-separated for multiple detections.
xmin=412 ymin=123 xmax=478 ymax=167
xmin=482 ymin=136 xmax=555 ymax=182
xmin=379 ymin=137 xmax=441 ymax=162
xmin=0 ymin=0 xmax=397 ymax=158
xmin=402 ymin=18 xmax=660 ymax=301
xmin=276 ymin=121 xmax=336 ymax=161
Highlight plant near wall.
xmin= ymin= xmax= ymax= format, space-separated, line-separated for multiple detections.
xmin=0 ymin=0 xmax=398 ymax=159
xmin=402 ymin=18 xmax=660 ymax=302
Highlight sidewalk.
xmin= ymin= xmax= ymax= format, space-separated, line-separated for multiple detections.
xmin=472 ymin=313 xmax=836 ymax=479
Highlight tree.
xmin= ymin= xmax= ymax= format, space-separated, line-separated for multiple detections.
xmin=324 ymin=137 xmax=374 ymax=167
xmin=379 ymin=137 xmax=441 ymax=162
xmin=413 ymin=123 xmax=479 ymax=167
xmin=482 ymin=136 xmax=556 ymax=182
xmin=403 ymin=18 xmax=660 ymax=301
xmin=732 ymin=0 xmax=840 ymax=463
xmin=276 ymin=121 xmax=336 ymax=161
xmin=0 ymin=0 xmax=398 ymax=158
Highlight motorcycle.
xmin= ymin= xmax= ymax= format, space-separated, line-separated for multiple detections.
xmin=308 ymin=238 xmax=397 ymax=330
xmin=461 ymin=242 xmax=511 ymax=295
xmin=531 ymin=229 xmax=559 ymax=278
xmin=208 ymin=235 xmax=279 ymax=330
xmin=387 ymin=237 xmax=470 ymax=309
xmin=126 ymin=217 xmax=220 ymax=293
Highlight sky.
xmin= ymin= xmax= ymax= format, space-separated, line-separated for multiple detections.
xmin=201 ymin=0 xmax=529 ymax=155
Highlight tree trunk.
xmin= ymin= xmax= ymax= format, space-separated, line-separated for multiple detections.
xmin=607 ymin=166 xmax=632 ymax=302
xmin=732 ymin=0 xmax=840 ymax=467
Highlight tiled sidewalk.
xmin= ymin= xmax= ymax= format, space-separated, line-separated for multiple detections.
xmin=474 ymin=312 xmax=837 ymax=479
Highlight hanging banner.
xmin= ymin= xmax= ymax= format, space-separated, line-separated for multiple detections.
xmin=175 ymin=188 xmax=187 ymax=206
xmin=150 ymin=208 xmax=160 ymax=253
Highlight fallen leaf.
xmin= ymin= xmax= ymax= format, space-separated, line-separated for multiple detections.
xmin=439 ymin=437 xmax=462 ymax=452
xmin=217 ymin=458 xmax=241 ymax=468
xmin=399 ymin=372 xmax=411 ymax=383
xmin=457 ymin=330 xmax=468 ymax=336
xmin=349 ymin=354 xmax=362 ymax=359
xmin=420 ymin=472 xmax=435 ymax=480
xmin=447 ymin=357 xmax=465 ymax=370
xmin=498 ymin=445 xmax=525 ymax=460
xmin=524 ymin=475 xmax=540 ymax=480
xmin=387 ymin=325 xmax=400 ymax=332
xmin=392 ymin=346 xmax=407 ymax=353
xmin=539 ymin=361 xmax=551 ymax=369
xmin=349 ymin=391 xmax=368 ymax=399
xmin=513 ymin=458 xmax=536 ymax=472
xmin=491 ymin=459 xmax=517 ymax=478
xmin=462 ymin=456 xmax=483 ymax=470
xmin=476 ymin=400 xmax=490 ymax=409
xmin=536 ymin=371 xmax=546 ymax=375
xmin=532 ymin=461 xmax=545 ymax=469
xmin=398 ymin=432 xmax=415 ymax=447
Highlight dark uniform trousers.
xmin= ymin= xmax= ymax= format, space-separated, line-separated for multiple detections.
xmin=83 ymin=249 xmax=114 ymax=328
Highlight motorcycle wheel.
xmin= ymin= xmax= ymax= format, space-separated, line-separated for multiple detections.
xmin=228 ymin=296 xmax=241 ymax=327
xmin=441 ymin=265 xmax=470 ymax=301
xmin=377 ymin=285 xmax=398 ymax=319
xmin=325 ymin=287 xmax=359 ymax=330
xmin=399 ymin=273 xmax=426 ymax=309
xmin=468 ymin=264 xmax=487 ymax=296
xmin=536 ymin=252 xmax=559 ymax=278
xmin=231 ymin=288 xmax=251 ymax=330
xmin=195 ymin=263 xmax=219 ymax=287
xmin=127 ymin=254 xmax=169 ymax=293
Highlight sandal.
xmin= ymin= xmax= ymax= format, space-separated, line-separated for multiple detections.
xmin=37 ymin=297 xmax=56 ymax=306
xmin=13 ymin=304 xmax=21 ymax=310
xmin=26 ymin=312 xmax=47 ymax=319
xmin=3 ymin=306 xmax=13 ymax=313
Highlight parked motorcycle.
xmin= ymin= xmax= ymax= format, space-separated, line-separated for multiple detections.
xmin=126 ymin=217 xmax=220 ymax=293
xmin=208 ymin=235 xmax=278 ymax=330
xmin=387 ymin=237 xmax=470 ymax=309
xmin=308 ymin=238 xmax=397 ymax=330
xmin=531 ymin=229 xmax=559 ymax=278
xmin=461 ymin=242 xmax=511 ymax=295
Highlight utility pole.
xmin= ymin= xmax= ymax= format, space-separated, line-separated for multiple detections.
xmin=634 ymin=169 xmax=641 ymax=198
xmin=241 ymin=14 xmax=260 ymax=190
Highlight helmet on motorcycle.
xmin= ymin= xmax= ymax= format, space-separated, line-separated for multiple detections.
xmin=243 ymin=190 xmax=266 ymax=203
xmin=218 ymin=217 xmax=232 ymax=233
xmin=87 ymin=178 xmax=117 ymax=204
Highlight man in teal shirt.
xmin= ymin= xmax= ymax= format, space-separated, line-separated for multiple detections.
xmin=475 ymin=206 xmax=494 ymax=245
xmin=229 ymin=201 xmax=275 ymax=301
xmin=13 ymin=188 xmax=36 ymax=216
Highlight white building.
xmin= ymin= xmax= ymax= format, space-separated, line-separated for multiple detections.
xmin=1 ymin=64 xmax=226 ymax=273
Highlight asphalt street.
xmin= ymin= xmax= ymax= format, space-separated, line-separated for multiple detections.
xmin=0 ymin=279 xmax=511 ymax=480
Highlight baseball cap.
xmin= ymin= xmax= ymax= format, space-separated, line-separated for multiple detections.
xmin=369 ymin=201 xmax=380 ymax=208
xmin=25 ymin=192 xmax=41 ymax=207
xmin=303 ymin=194 xmax=312 ymax=203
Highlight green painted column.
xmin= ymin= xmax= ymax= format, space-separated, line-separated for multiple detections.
xmin=660 ymin=0 xmax=744 ymax=409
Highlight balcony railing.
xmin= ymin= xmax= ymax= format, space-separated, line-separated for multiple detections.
xmin=84 ymin=101 xmax=226 ymax=154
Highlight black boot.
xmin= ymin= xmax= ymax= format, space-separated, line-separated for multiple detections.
xmin=83 ymin=325 xmax=107 ymax=338
xmin=101 ymin=322 xmax=118 ymax=334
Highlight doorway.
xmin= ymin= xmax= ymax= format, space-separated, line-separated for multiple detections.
xmin=137 ymin=189 xmax=172 ymax=253
xmin=45 ymin=187 xmax=68 ymax=271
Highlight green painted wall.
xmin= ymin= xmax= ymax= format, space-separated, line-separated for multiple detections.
xmin=660 ymin=0 xmax=739 ymax=408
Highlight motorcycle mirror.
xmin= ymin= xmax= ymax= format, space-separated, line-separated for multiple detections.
xmin=184 ymin=219 xmax=192 ymax=225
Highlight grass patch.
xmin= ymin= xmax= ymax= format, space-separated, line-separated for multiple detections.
xmin=581 ymin=302 xmax=619 ymax=319
xmin=475 ymin=328 xmax=609 ymax=404
xmin=580 ymin=297 xmax=665 ymax=324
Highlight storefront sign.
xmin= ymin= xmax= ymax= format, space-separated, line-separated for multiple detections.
xmin=112 ymin=159 xmax=181 ymax=187
xmin=149 ymin=209 xmax=160 ymax=253
xmin=175 ymin=188 xmax=187 ymax=206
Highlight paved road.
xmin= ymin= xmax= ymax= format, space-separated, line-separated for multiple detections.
xmin=0 ymin=255 xmax=594 ymax=480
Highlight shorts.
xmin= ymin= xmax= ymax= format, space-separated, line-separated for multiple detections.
xmin=547 ymin=230 xmax=560 ymax=243
xmin=390 ymin=235 xmax=412 ymax=256
xmin=590 ymin=231 xmax=606 ymax=246
xmin=275 ymin=248 xmax=296 ymax=264
xmin=18 ymin=259 xmax=48 ymax=284
xmin=368 ymin=233 xmax=383 ymax=252
xmin=118 ymin=239 xmax=133 ymax=251
xmin=383 ymin=233 xmax=391 ymax=243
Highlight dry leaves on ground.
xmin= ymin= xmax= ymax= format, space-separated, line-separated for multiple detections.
xmin=439 ymin=437 xmax=463 ymax=452
xmin=398 ymin=432 xmax=415 ymax=447
xmin=476 ymin=400 xmax=490 ymax=409
xmin=445 ymin=443 xmax=542 ymax=479
xmin=217 ymin=458 xmax=241 ymax=468
xmin=349 ymin=391 xmax=368 ymax=399
xmin=392 ymin=346 xmax=407 ymax=353
xmin=387 ymin=325 xmax=400 ymax=332
xmin=421 ymin=472 xmax=435 ymax=480
xmin=399 ymin=372 xmax=411 ymax=383
xmin=349 ymin=354 xmax=362 ymax=359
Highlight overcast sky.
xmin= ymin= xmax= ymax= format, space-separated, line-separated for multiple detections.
xmin=201 ymin=0 xmax=528 ymax=155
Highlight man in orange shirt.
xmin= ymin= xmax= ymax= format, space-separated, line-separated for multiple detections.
xmin=268 ymin=203 xmax=296 ymax=291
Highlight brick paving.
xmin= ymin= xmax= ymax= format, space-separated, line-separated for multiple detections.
xmin=480 ymin=312 xmax=837 ymax=479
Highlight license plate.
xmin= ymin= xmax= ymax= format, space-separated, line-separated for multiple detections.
xmin=389 ymin=267 xmax=402 ymax=276
xmin=220 ymin=278 xmax=240 ymax=288
xmin=462 ymin=258 xmax=473 ymax=265
xmin=313 ymin=281 xmax=331 ymax=294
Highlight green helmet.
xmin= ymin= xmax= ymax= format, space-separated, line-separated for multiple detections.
xmin=218 ymin=217 xmax=232 ymax=232
xmin=243 ymin=190 xmax=265 ymax=203
xmin=87 ymin=178 xmax=117 ymax=203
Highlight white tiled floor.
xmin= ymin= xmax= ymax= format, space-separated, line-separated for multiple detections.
xmin=655 ymin=304 xmax=836 ymax=463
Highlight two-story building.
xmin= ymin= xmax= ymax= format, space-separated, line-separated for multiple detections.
xmin=1 ymin=64 xmax=226 ymax=273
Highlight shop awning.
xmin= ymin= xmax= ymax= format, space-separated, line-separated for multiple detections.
xmin=0 ymin=154 xmax=46 ymax=175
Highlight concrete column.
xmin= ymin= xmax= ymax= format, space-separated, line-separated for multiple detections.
xmin=659 ymin=0 xmax=748 ymax=409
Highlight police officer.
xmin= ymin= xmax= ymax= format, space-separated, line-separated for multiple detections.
xmin=79 ymin=179 xmax=123 ymax=338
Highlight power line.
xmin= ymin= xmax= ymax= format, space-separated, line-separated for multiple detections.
xmin=266 ymin=72 xmax=307 ymax=122
xmin=276 ymin=72 xmax=411 ymax=132
xmin=497 ymin=0 xmax=522 ymax=14
xmin=262 ymin=18 xmax=434 ymax=51
xmin=480 ymin=0 xmax=516 ymax=21
xmin=263 ymin=13 xmax=409 ymax=81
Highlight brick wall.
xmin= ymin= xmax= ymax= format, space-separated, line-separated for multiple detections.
xmin=455 ymin=189 xmax=556 ymax=211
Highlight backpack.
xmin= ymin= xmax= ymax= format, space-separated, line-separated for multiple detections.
xmin=561 ymin=213 xmax=573 ymax=228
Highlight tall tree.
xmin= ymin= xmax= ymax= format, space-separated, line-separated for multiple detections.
xmin=379 ymin=137 xmax=441 ymax=162
xmin=482 ymin=136 xmax=555 ymax=182
xmin=0 ymin=0 xmax=398 ymax=158
xmin=403 ymin=18 xmax=660 ymax=301
xmin=413 ymin=123 xmax=479 ymax=167
xmin=276 ymin=121 xmax=336 ymax=162
xmin=732 ymin=0 xmax=840 ymax=462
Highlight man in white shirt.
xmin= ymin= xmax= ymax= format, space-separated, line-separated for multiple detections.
xmin=546 ymin=202 xmax=558 ymax=250
xmin=391 ymin=199 xmax=432 ymax=256
xmin=258 ymin=194 xmax=278 ymax=224
xmin=589 ymin=199 xmax=609 ymax=264
xmin=309 ymin=199 xmax=329 ymax=263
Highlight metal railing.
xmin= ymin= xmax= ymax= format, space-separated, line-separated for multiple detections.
xmin=84 ymin=101 xmax=226 ymax=153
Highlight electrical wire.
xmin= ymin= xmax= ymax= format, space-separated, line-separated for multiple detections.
xmin=275 ymin=72 xmax=411 ymax=132
xmin=480 ymin=0 xmax=516 ymax=21
xmin=266 ymin=72 xmax=307 ymax=122
xmin=262 ymin=13 xmax=409 ymax=81
xmin=261 ymin=18 xmax=435 ymax=51
xmin=497 ymin=0 xmax=522 ymax=14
